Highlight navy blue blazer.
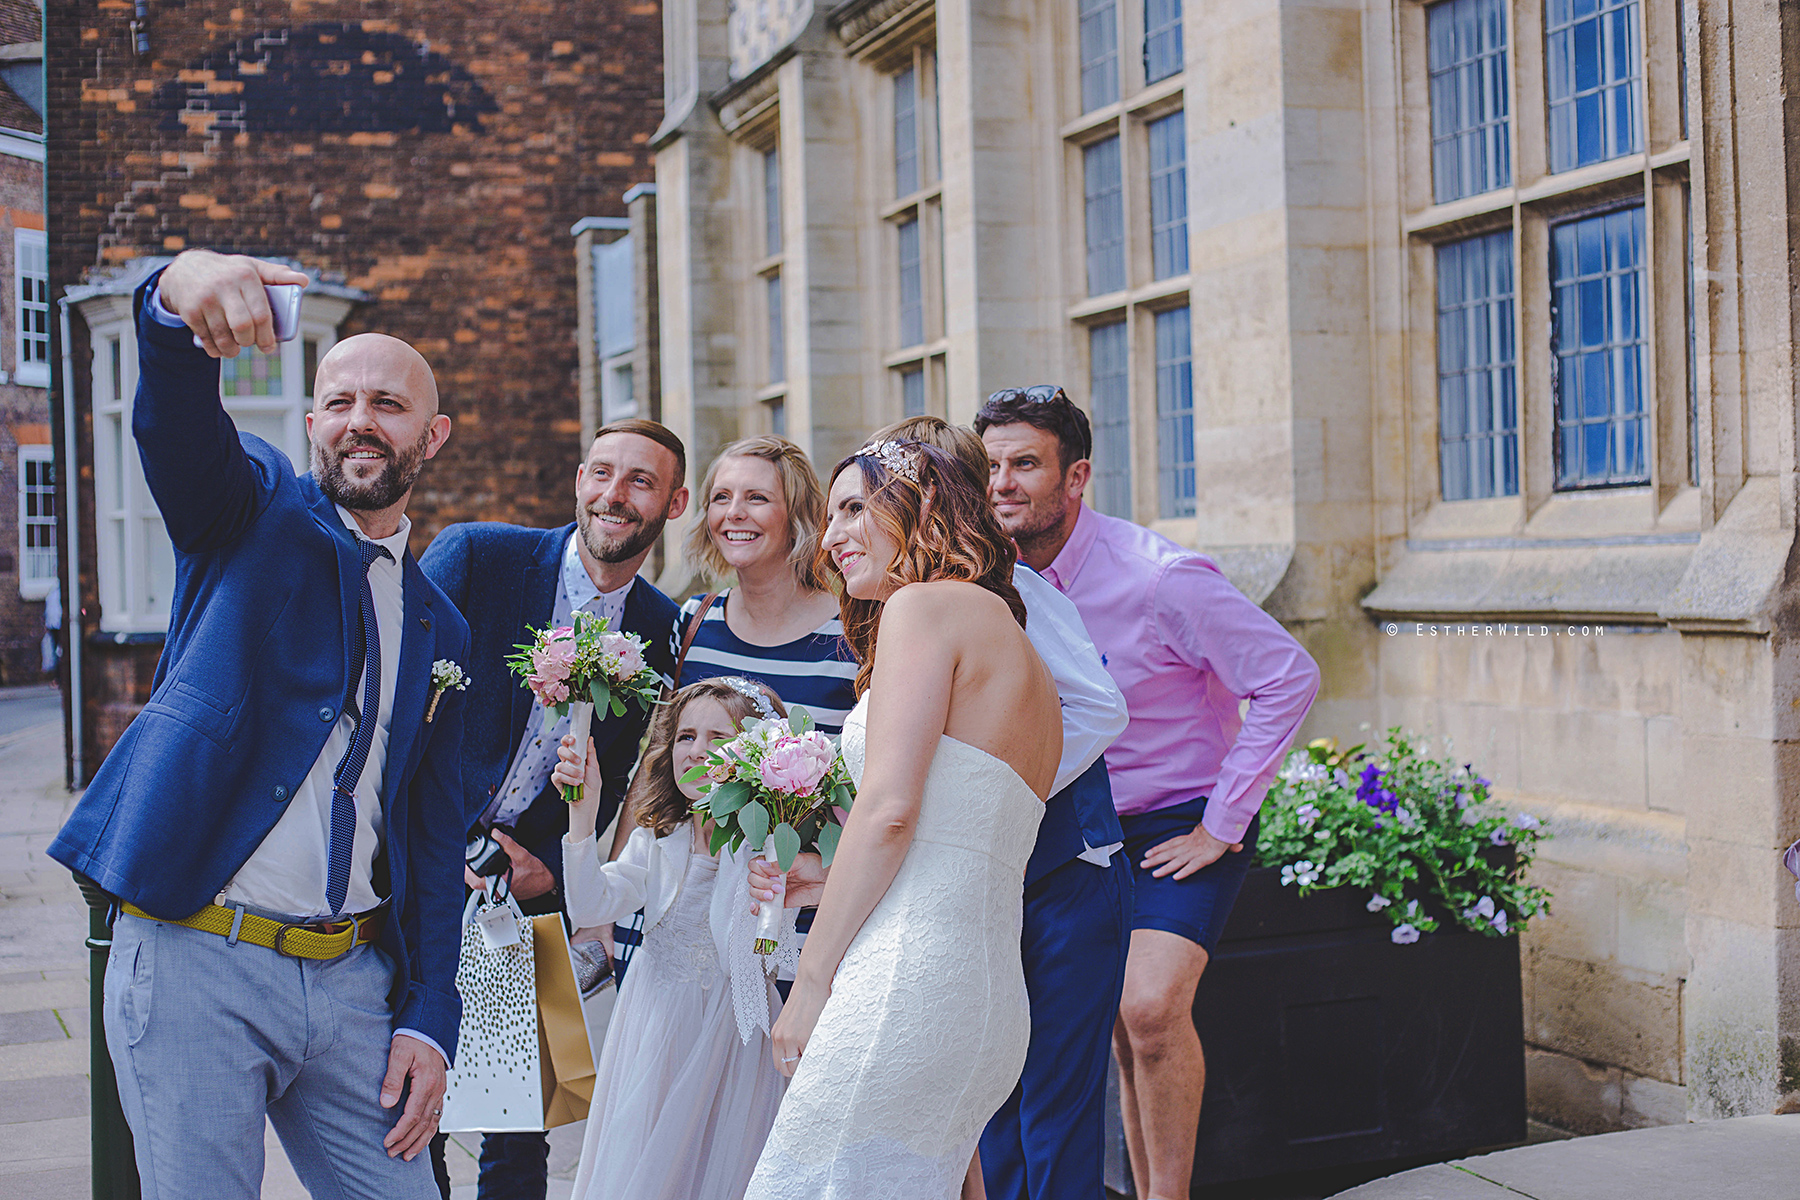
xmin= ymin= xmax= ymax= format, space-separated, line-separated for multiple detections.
xmin=419 ymin=521 xmax=679 ymax=914
xmin=1024 ymin=757 xmax=1126 ymax=892
xmin=47 ymin=271 xmax=471 ymax=1057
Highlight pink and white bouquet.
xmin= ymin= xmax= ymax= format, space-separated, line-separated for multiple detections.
xmin=683 ymin=707 xmax=855 ymax=955
xmin=505 ymin=610 xmax=662 ymax=803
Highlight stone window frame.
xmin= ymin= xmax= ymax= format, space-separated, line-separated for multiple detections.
xmin=81 ymin=289 xmax=352 ymax=634
xmin=14 ymin=227 xmax=47 ymax=389
xmin=16 ymin=442 xmax=54 ymax=600
xmin=870 ymin=38 xmax=947 ymax=423
xmin=736 ymin=117 xmax=790 ymax=418
xmin=1062 ymin=17 xmax=1193 ymax=533
xmin=1396 ymin=0 xmax=1696 ymax=545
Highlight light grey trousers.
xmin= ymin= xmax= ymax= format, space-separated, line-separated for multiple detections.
xmin=103 ymin=912 xmax=440 ymax=1200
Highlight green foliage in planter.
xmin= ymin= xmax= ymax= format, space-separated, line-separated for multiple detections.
xmin=1256 ymin=729 xmax=1552 ymax=945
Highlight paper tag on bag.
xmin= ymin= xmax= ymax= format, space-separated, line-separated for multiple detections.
xmin=476 ymin=900 xmax=522 ymax=950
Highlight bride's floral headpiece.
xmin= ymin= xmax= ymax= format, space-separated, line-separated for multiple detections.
xmin=853 ymin=439 xmax=923 ymax=483
xmin=719 ymin=675 xmax=779 ymax=721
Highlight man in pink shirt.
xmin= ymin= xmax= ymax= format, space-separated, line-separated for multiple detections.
xmin=977 ymin=387 xmax=1319 ymax=1200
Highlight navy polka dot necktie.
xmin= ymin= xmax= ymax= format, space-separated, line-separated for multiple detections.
xmin=326 ymin=537 xmax=393 ymax=917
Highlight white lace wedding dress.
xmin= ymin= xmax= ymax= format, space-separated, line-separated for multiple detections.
xmin=743 ymin=696 xmax=1045 ymax=1199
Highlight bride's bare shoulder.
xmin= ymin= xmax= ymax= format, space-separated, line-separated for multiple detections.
xmin=879 ymin=581 xmax=1016 ymax=648
xmin=885 ymin=580 xmax=1010 ymax=621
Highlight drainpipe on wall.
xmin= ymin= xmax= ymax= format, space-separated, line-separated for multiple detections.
xmin=56 ymin=295 xmax=82 ymax=788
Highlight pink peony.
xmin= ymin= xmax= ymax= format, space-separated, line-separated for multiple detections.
xmin=599 ymin=630 xmax=647 ymax=680
xmin=759 ymin=731 xmax=835 ymax=797
xmin=529 ymin=631 xmax=577 ymax=704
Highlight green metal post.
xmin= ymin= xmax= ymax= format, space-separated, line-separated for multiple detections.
xmin=76 ymin=878 xmax=140 ymax=1200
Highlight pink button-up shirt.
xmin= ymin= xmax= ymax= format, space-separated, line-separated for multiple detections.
xmin=1042 ymin=505 xmax=1320 ymax=843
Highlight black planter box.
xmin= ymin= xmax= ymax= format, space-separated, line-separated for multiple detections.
xmin=1105 ymin=865 xmax=1526 ymax=1192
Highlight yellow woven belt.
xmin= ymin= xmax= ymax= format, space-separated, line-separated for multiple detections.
xmin=120 ymin=902 xmax=381 ymax=960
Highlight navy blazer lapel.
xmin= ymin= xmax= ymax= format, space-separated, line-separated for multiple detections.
xmin=306 ymin=481 xmax=362 ymax=703
xmin=508 ymin=525 xmax=570 ymax=749
xmin=385 ymin=553 xmax=434 ymax=811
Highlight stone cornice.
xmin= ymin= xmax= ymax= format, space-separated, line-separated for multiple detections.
xmin=831 ymin=0 xmax=934 ymax=58
xmin=711 ymin=49 xmax=790 ymax=136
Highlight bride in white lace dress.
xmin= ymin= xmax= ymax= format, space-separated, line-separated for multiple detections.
xmin=744 ymin=439 xmax=1063 ymax=1200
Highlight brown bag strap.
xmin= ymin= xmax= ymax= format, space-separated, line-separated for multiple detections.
xmin=672 ymin=589 xmax=724 ymax=687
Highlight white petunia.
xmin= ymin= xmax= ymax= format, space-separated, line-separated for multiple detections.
xmin=1366 ymin=894 xmax=1392 ymax=912
xmin=1391 ymin=923 xmax=1421 ymax=945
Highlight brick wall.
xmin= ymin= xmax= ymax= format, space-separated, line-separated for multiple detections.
xmin=47 ymin=0 xmax=664 ymax=769
xmin=0 ymin=142 xmax=45 ymax=685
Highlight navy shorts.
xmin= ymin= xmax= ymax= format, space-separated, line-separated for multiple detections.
xmin=1119 ymin=794 xmax=1259 ymax=954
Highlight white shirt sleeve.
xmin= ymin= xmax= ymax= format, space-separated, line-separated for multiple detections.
xmin=144 ymin=285 xmax=187 ymax=327
xmin=562 ymin=827 xmax=654 ymax=927
xmin=1014 ymin=563 xmax=1129 ymax=795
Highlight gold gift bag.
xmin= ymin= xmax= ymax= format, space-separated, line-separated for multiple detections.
xmin=531 ymin=914 xmax=598 ymax=1128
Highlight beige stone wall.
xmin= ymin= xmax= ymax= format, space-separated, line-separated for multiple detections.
xmin=650 ymin=0 xmax=1800 ymax=1134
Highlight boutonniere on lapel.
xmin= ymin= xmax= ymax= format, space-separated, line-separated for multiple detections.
xmin=426 ymin=659 xmax=470 ymax=723
xmin=504 ymin=610 xmax=663 ymax=802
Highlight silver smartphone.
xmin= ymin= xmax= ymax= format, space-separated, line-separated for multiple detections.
xmin=189 ymin=282 xmax=302 ymax=349
xmin=267 ymin=283 xmax=301 ymax=342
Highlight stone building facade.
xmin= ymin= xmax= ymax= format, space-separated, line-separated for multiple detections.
xmin=648 ymin=0 xmax=1799 ymax=1132
xmin=0 ymin=0 xmax=46 ymax=685
xmin=46 ymin=0 xmax=663 ymax=774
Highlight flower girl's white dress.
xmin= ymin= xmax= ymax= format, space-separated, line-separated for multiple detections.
xmin=565 ymin=828 xmax=786 ymax=1200
xmin=744 ymin=696 xmax=1045 ymax=1199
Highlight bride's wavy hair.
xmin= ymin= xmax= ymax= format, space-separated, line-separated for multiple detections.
xmin=819 ymin=440 xmax=1026 ymax=697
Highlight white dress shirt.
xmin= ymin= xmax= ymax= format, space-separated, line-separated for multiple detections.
xmin=1013 ymin=564 xmax=1129 ymax=863
xmin=487 ymin=533 xmax=635 ymax=827
xmin=218 ymin=507 xmax=408 ymax=920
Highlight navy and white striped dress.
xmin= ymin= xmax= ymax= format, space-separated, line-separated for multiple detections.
xmin=676 ymin=591 xmax=858 ymax=733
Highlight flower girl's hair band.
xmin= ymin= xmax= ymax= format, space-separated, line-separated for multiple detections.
xmin=853 ymin=439 xmax=923 ymax=483
xmin=720 ymin=676 xmax=779 ymax=721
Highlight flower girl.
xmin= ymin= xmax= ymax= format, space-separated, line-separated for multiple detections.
xmin=555 ymin=677 xmax=790 ymax=1200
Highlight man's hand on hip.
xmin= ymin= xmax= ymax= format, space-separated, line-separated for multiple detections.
xmin=157 ymin=249 xmax=308 ymax=359
xmin=492 ymin=829 xmax=555 ymax=901
xmin=380 ymin=1033 xmax=445 ymax=1160
xmin=1141 ymin=822 xmax=1242 ymax=880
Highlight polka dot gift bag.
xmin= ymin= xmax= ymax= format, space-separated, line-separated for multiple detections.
xmin=441 ymin=887 xmax=545 ymax=1133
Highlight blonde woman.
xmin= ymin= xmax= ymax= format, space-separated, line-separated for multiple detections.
xmin=678 ymin=436 xmax=855 ymax=732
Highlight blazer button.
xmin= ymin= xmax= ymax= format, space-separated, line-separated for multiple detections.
xmin=319 ymin=706 xmax=335 ymax=722
xmin=273 ymin=784 xmax=290 ymax=802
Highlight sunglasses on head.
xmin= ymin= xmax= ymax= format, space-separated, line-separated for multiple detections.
xmin=984 ymin=385 xmax=1070 ymax=406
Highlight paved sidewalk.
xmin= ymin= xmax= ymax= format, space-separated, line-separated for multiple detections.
xmin=0 ymin=687 xmax=581 ymax=1198
xmin=1331 ymin=1113 xmax=1800 ymax=1199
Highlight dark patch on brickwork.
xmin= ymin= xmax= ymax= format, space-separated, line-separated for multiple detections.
xmin=49 ymin=1 xmax=664 ymax=772
xmin=152 ymin=23 xmax=498 ymax=136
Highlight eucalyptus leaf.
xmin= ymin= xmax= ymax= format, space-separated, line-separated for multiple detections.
xmin=590 ymin=680 xmax=611 ymax=710
xmin=832 ymin=783 xmax=854 ymax=812
xmin=709 ymin=823 xmax=733 ymax=856
xmin=739 ymin=800 xmax=770 ymax=851
xmin=708 ymin=780 xmax=752 ymax=815
xmin=771 ymin=822 xmax=802 ymax=871
xmin=679 ymin=761 xmax=711 ymax=785
xmin=611 ymin=695 xmax=627 ymax=717
xmin=817 ymin=821 xmax=842 ymax=867
xmin=789 ymin=707 xmax=815 ymax=735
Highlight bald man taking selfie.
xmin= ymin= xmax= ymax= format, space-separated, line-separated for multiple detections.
xmin=49 ymin=250 xmax=470 ymax=1200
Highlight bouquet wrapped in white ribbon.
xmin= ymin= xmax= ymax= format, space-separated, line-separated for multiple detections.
xmin=683 ymin=707 xmax=855 ymax=955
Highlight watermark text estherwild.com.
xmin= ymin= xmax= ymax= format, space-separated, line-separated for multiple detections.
xmin=1382 ymin=622 xmax=1609 ymax=638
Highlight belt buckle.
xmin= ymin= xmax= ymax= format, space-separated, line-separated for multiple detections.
xmin=274 ymin=918 xmax=351 ymax=958
xmin=273 ymin=922 xmax=309 ymax=957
